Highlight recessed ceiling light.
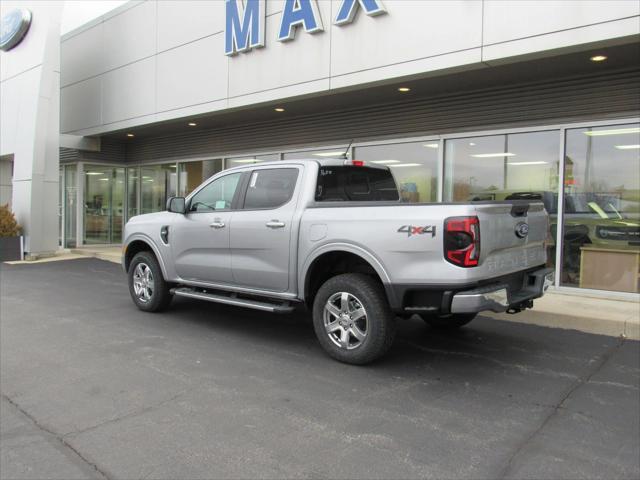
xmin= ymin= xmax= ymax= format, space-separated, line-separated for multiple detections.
xmin=584 ymin=127 xmax=640 ymax=136
xmin=188 ymin=122 xmax=197 ymax=126
xmin=508 ymin=161 xmax=548 ymax=165
xmin=615 ymin=144 xmax=640 ymax=150
xmin=590 ymin=55 xmax=607 ymax=62
xmin=469 ymin=142 xmax=476 ymax=146
xmin=398 ymin=87 xmax=410 ymax=92
xmin=471 ymin=152 xmax=516 ymax=158
xmin=85 ymin=172 xmax=103 ymax=175
xmin=423 ymin=143 xmax=439 ymax=149
xmin=370 ymin=160 xmax=401 ymax=164
xmin=126 ymin=133 xmax=134 ymax=137
xmin=313 ymin=151 xmax=348 ymax=157
xmin=389 ymin=163 xmax=421 ymax=168
xmin=274 ymin=107 xmax=285 ymax=112
xmin=231 ymin=158 xmax=262 ymax=163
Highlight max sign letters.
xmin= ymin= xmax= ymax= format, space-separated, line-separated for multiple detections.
xmin=225 ymin=0 xmax=387 ymax=56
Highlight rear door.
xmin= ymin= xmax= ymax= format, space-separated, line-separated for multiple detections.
xmin=171 ymin=172 xmax=243 ymax=284
xmin=230 ymin=167 xmax=301 ymax=292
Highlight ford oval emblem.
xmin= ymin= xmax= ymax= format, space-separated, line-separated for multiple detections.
xmin=0 ymin=8 xmax=32 ymax=52
xmin=515 ymin=222 xmax=529 ymax=238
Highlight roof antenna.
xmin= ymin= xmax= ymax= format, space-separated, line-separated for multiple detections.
xmin=341 ymin=139 xmax=354 ymax=160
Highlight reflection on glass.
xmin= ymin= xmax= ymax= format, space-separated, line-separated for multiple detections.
xmin=84 ymin=165 xmax=125 ymax=244
xmin=561 ymin=123 xmax=640 ymax=292
xmin=283 ymin=148 xmax=348 ymax=160
xmin=444 ymin=131 xmax=560 ymax=202
xmin=178 ymin=159 xmax=223 ymax=197
xmin=127 ymin=167 xmax=139 ymax=221
xmin=444 ymin=131 xmax=560 ymax=269
xmin=141 ymin=164 xmax=177 ymax=214
xmin=355 ymin=141 xmax=439 ymax=203
xmin=64 ymin=165 xmax=77 ymax=248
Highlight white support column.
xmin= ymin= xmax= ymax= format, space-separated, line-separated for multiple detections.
xmin=0 ymin=1 xmax=63 ymax=255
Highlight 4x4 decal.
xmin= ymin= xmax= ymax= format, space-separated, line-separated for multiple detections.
xmin=397 ymin=225 xmax=436 ymax=237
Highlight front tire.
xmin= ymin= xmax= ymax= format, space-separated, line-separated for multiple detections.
xmin=128 ymin=251 xmax=172 ymax=312
xmin=312 ymin=273 xmax=395 ymax=365
xmin=421 ymin=313 xmax=476 ymax=329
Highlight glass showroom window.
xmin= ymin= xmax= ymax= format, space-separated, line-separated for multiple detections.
xmin=561 ymin=123 xmax=640 ymax=293
xmin=444 ymin=130 xmax=560 ymax=268
xmin=141 ymin=164 xmax=177 ymax=214
xmin=178 ymin=159 xmax=223 ymax=197
xmin=283 ymin=147 xmax=348 ymax=160
xmin=355 ymin=141 xmax=439 ymax=203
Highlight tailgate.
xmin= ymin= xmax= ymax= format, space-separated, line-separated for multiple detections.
xmin=474 ymin=201 xmax=548 ymax=277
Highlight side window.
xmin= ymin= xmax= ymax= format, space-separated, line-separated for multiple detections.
xmin=188 ymin=172 xmax=242 ymax=212
xmin=243 ymin=168 xmax=298 ymax=210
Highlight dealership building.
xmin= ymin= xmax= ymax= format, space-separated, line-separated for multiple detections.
xmin=1 ymin=0 xmax=639 ymax=298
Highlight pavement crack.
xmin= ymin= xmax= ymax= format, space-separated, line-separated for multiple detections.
xmin=496 ymin=337 xmax=626 ymax=479
xmin=63 ymin=388 xmax=191 ymax=440
xmin=1 ymin=393 xmax=112 ymax=480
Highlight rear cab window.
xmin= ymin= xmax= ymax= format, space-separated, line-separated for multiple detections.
xmin=315 ymin=166 xmax=399 ymax=202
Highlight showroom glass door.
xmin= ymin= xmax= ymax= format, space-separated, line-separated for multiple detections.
xmin=84 ymin=165 xmax=125 ymax=244
xmin=63 ymin=165 xmax=77 ymax=248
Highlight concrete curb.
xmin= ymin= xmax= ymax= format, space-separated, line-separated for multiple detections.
xmin=486 ymin=291 xmax=639 ymax=340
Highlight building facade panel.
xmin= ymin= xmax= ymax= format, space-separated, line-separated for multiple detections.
xmin=482 ymin=0 xmax=640 ymax=46
xmin=59 ymin=0 xmax=640 ymax=137
xmin=156 ymin=33 xmax=228 ymax=113
xmin=102 ymin=56 xmax=156 ymax=124
xmin=156 ymin=0 xmax=224 ymax=52
xmin=60 ymin=76 xmax=102 ymax=132
xmin=329 ymin=0 xmax=483 ymax=78
xmin=101 ymin=0 xmax=156 ymax=72
xmin=60 ymin=21 xmax=103 ymax=87
xmin=228 ymin=1 xmax=332 ymax=98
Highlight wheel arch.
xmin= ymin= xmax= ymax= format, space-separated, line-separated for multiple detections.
xmin=301 ymin=244 xmax=398 ymax=309
xmin=123 ymin=235 xmax=168 ymax=279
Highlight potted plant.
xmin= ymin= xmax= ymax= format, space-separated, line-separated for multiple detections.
xmin=0 ymin=204 xmax=23 ymax=261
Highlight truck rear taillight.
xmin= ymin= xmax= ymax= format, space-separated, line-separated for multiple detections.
xmin=444 ymin=216 xmax=480 ymax=267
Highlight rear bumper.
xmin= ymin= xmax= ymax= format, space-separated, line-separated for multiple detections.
xmin=450 ymin=267 xmax=554 ymax=314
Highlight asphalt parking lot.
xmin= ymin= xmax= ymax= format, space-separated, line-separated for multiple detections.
xmin=1 ymin=258 xmax=638 ymax=480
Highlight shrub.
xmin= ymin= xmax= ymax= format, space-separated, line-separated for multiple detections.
xmin=0 ymin=204 xmax=21 ymax=237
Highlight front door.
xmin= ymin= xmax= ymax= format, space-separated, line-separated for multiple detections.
xmin=171 ymin=172 xmax=243 ymax=284
xmin=230 ymin=167 xmax=300 ymax=292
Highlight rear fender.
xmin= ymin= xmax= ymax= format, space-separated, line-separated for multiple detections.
xmin=300 ymin=242 xmax=397 ymax=306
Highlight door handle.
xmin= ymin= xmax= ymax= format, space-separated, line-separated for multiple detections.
xmin=210 ymin=221 xmax=225 ymax=229
xmin=266 ymin=220 xmax=286 ymax=229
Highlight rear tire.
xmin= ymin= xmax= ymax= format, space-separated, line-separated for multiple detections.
xmin=128 ymin=251 xmax=172 ymax=312
xmin=421 ymin=313 xmax=476 ymax=329
xmin=312 ymin=273 xmax=395 ymax=365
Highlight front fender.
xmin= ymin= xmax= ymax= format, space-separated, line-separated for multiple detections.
xmin=123 ymin=233 xmax=170 ymax=279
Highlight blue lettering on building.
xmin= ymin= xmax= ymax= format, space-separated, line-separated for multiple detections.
xmin=225 ymin=0 xmax=387 ymax=54
xmin=224 ymin=0 xmax=266 ymax=56
xmin=334 ymin=0 xmax=386 ymax=26
xmin=277 ymin=0 xmax=323 ymax=42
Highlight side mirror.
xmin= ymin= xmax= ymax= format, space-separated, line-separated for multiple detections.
xmin=166 ymin=197 xmax=186 ymax=214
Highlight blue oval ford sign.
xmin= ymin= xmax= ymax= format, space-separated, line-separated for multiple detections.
xmin=0 ymin=8 xmax=32 ymax=52
xmin=515 ymin=222 xmax=529 ymax=239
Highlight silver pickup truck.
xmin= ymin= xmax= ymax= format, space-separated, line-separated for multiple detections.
xmin=122 ymin=159 xmax=553 ymax=364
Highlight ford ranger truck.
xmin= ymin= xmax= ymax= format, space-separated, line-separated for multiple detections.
xmin=122 ymin=159 xmax=554 ymax=365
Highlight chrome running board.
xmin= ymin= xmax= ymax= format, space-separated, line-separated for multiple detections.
xmin=171 ymin=287 xmax=296 ymax=313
